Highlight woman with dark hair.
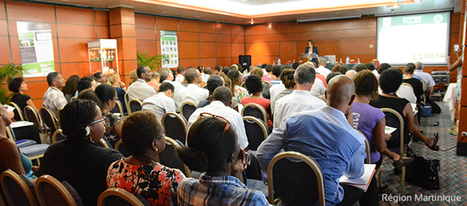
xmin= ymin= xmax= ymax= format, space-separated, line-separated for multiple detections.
xmin=351 ymin=70 xmax=413 ymax=169
xmin=403 ymin=63 xmax=424 ymax=104
xmin=8 ymin=77 xmax=37 ymax=111
xmin=62 ymin=75 xmax=80 ymax=102
xmin=176 ymin=117 xmax=268 ymax=205
xmin=241 ymin=75 xmax=272 ymax=127
xmin=370 ymin=68 xmax=439 ymax=152
xmin=95 ymin=84 xmax=122 ymax=147
xmin=37 ymin=99 xmax=123 ymax=206
xmin=227 ymin=68 xmax=248 ymax=103
xmin=107 ymin=111 xmax=185 ymax=206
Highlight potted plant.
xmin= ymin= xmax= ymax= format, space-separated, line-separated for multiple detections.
xmin=0 ymin=64 xmax=23 ymax=104
xmin=136 ymin=51 xmax=168 ymax=71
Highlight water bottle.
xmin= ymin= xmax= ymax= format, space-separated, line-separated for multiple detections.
xmin=273 ymin=60 xmax=276 ymax=65
xmin=346 ymin=56 xmax=350 ymax=64
xmin=339 ymin=58 xmax=343 ymax=64
xmin=278 ymin=58 xmax=281 ymax=65
xmin=357 ymin=58 xmax=361 ymax=64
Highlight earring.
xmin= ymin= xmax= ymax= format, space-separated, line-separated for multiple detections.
xmin=85 ymin=126 xmax=91 ymax=136
xmin=156 ymin=148 xmax=158 ymax=152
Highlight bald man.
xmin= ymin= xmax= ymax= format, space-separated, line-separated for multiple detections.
xmin=257 ymin=76 xmax=378 ymax=205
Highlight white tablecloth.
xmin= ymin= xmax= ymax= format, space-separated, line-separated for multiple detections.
xmin=443 ymin=83 xmax=457 ymax=121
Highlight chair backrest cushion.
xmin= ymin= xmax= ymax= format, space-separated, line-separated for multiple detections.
xmin=243 ymin=105 xmax=265 ymax=121
xmin=181 ymin=103 xmax=196 ymax=120
xmin=243 ymin=119 xmax=266 ymax=150
xmin=162 ymin=114 xmax=186 ymax=144
xmin=158 ymin=142 xmax=187 ymax=175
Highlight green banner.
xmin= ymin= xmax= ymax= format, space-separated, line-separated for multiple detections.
xmin=22 ymin=61 xmax=55 ymax=77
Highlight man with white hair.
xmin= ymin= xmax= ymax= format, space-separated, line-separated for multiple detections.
xmin=414 ymin=61 xmax=435 ymax=97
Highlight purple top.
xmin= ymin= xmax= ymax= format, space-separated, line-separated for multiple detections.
xmin=350 ymin=102 xmax=385 ymax=163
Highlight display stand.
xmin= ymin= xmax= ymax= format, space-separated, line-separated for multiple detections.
xmin=88 ymin=39 xmax=119 ymax=75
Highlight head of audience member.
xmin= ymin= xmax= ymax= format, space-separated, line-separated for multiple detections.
xmin=129 ymin=70 xmax=138 ymax=84
xmin=60 ymin=99 xmax=104 ymax=143
xmin=245 ymin=75 xmax=262 ymax=95
xmin=62 ymin=75 xmax=80 ymax=97
xmin=0 ymin=105 xmax=13 ymax=131
xmin=318 ymin=60 xmax=326 ymax=67
xmin=332 ymin=64 xmax=348 ymax=74
xmin=171 ymin=69 xmax=177 ymax=80
xmin=325 ymin=75 xmax=356 ymax=114
xmin=122 ymin=111 xmax=165 ymax=163
xmin=185 ymin=68 xmax=202 ymax=84
xmin=227 ymin=69 xmax=242 ymax=95
xmin=204 ymin=67 xmax=212 ymax=75
xmin=355 ymin=64 xmax=368 ymax=73
xmin=77 ymin=76 xmax=97 ymax=93
xmin=365 ymin=62 xmax=376 ymax=71
xmin=326 ymin=72 xmax=342 ymax=85
xmin=271 ymin=65 xmax=282 ymax=79
xmin=206 ymin=75 xmax=225 ymax=96
xmin=219 ymin=73 xmax=231 ymax=89
xmin=405 ymin=63 xmax=416 ymax=75
xmin=177 ymin=67 xmax=186 ymax=76
xmin=378 ymin=63 xmax=391 ymax=74
xmin=78 ymin=90 xmax=101 ymax=107
xmin=47 ymin=72 xmax=66 ymax=89
xmin=415 ymin=61 xmax=424 ymax=70
xmin=279 ymin=69 xmax=295 ymax=89
xmin=380 ymin=68 xmax=403 ymax=94
xmin=108 ymin=74 xmax=121 ymax=87
xmin=159 ymin=82 xmax=175 ymax=98
xmin=197 ymin=66 xmax=204 ymax=74
xmin=345 ymin=70 xmax=357 ymax=79
xmin=303 ymin=61 xmax=316 ymax=69
xmin=211 ymin=86 xmax=232 ymax=106
xmin=93 ymin=72 xmax=107 ymax=84
xmin=94 ymin=84 xmax=117 ymax=112
xmin=177 ymin=117 xmax=239 ymax=176
xmin=294 ymin=64 xmax=316 ymax=90
xmin=152 ymin=71 xmax=160 ymax=82
xmin=250 ymin=67 xmax=263 ymax=77
xmin=222 ymin=66 xmax=230 ymax=75
xmin=159 ymin=68 xmax=174 ymax=82
xmin=353 ymin=70 xmax=378 ymax=99
xmin=137 ymin=66 xmax=153 ymax=81
xmin=8 ymin=77 xmax=27 ymax=94
xmin=214 ymin=65 xmax=222 ymax=75
xmin=307 ymin=40 xmax=314 ymax=48
xmin=261 ymin=63 xmax=268 ymax=69
xmin=291 ymin=62 xmax=299 ymax=69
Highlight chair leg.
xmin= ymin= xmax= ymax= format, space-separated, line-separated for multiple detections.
xmin=401 ymin=166 xmax=406 ymax=195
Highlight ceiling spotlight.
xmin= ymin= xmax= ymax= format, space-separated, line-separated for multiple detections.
xmin=251 ymin=19 xmax=254 ymax=25
xmin=268 ymin=23 xmax=272 ymax=28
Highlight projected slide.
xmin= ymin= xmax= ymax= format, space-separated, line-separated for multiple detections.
xmin=377 ymin=12 xmax=450 ymax=65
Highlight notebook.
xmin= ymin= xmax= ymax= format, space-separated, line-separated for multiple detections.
xmin=339 ymin=164 xmax=376 ymax=192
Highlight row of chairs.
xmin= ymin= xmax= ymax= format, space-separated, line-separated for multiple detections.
xmin=0 ymin=169 xmax=150 ymax=206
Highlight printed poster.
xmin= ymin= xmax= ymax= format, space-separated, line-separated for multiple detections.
xmin=160 ymin=30 xmax=179 ymax=68
xmin=17 ymin=21 xmax=55 ymax=77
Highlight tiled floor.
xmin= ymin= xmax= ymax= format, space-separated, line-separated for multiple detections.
xmin=379 ymin=101 xmax=467 ymax=205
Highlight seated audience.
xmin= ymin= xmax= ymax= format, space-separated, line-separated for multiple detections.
xmin=179 ymin=68 xmax=209 ymax=104
xmin=202 ymin=67 xmax=211 ymax=83
xmin=93 ymin=72 xmax=107 ymax=85
xmin=0 ymin=105 xmax=36 ymax=179
xmin=250 ymin=67 xmax=270 ymax=99
xmin=403 ymin=63 xmax=424 ymax=104
xmin=262 ymin=64 xmax=273 ymax=83
xmin=129 ymin=70 xmax=138 ymax=85
xmin=370 ymin=68 xmax=439 ymax=151
xmin=227 ymin=68 xmax=249 ymax=103
xmin=108 ymin=73 xmax=126 ymax=113
xmin=197 ymin=75 xmax=224 ymax=108
xmin=127 ymin=66 xmax=157 ymax=101
xmin=257 ymin=75 xmax=378 ymax=205
xmin=107 ymin=111 xmax=185 ymax=206
xmin=62 ymin=75 xmax=80 ymax=102
xmin=176 ymin=117 xmax=268 ymax=205
xmin=77 ymin=76 xmax=97 ymax=95
xmin=42 ymin=72 xmax=67 ymax=115
xmin=351 ymin=70 xmax=413 ymax=169
xmin=345 ymin=70 xmax=357 ymax=79
xmin=241 ymin=75 xmax=272 ymax=127
xmin=142 ymin=82 xmax=176 ymax=120
xmin=95 ymin=84 xmax=122 ymax=147
xmin=316 ymin=60 xmax=331 ymax=78
xmin=9 ymin=77 xmax=37 ymax=112
xmin=147 ymin=71 xmax=161 ymax=92
xmin=271 ymin=69 xmax=295 ymax=114
xmin=160 ymin=68 xmax=185 ymax=112
xmin=175 ymin=66 xmax=185 ymax=83
xmin=37 ymin=99 xmax=123 ymax=206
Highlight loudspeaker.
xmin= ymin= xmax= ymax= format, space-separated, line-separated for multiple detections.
xmin=239 ymin=55 xmax=251 ymax=71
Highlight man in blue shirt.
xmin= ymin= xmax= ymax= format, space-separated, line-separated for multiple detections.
xmin=257 ymin=75 xmax=378 ymax=205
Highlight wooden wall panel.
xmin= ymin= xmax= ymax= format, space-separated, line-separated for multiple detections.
xmin=0 ymin=0 xmax=5 ymax=19
xmin=217 ymin=43 xmax=232 ymax=58
xmin=0 ymin=20 xmax=7 ymax=35
xmin=0 ymin=37 xmax=10 ymax=65
xmin=179 ymin=42 xmax=199 ymax=59
xmin=136 ymin=40 xmax=157 ymax=56
xmin=180 ymin=59 xmax=200 ymax=68
xmin=56 ymin=6 xmax=95 ymax=25
xmin=57 ymin=24 xmax=96 ymax=38
xmin=155 ymin=16 xmax=178 ymax=30
xmin=279 ymin=41 xmax=297 ymax=64
xmin=217 ymin=57 xmax=231 ymax=66
xmin=179 ymin=31 xmax=199 ymax=42
xmin=95 ymin=10 xmax=109 ymax=26
xmin=200 ymin=58 xmax=217 ymax=68
xmin=316 ymin=40 xmax=340 ymax=57
xmin=135 ymin=15 xmax=155 ymax=29
xmin=179 ymin=19 xmax=198 ymax=32
xmin=199 ymin=21 xmax=216 ymax=33
xmin=216 ymin=23 xmax=231 ymax=34
xmin=6 ymin=1 xmax=55 ymax=22
xmin=200 ymin=43 xmax=216 ymax=58
xmin=135 ymin=28 xmax=156 ymax=40
xmin=200 ymin=33 xmax=216 ymax=42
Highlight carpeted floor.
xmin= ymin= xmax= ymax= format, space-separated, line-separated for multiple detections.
xmin=378 ymin=101 xmax=467 ymax=205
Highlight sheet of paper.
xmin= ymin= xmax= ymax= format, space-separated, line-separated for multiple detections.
xmin=385 ymin=126 xmax=397 ymax=135
xmin=339 ymin=164 xmax=376 ymax=192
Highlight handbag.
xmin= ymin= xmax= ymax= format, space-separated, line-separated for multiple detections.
xmin=405 ymin=147 xmax=440 ymax=190
xmin=419 ymin=102 xmax=433 ymax=117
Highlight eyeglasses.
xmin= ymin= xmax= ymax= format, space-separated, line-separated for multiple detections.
xmin=197 ymin=112 xmax=230 ymax=135
xmin=88 ymin=117 xmax=105 ymax=125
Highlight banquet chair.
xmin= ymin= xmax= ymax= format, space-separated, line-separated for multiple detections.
xmin=24 ymin=106 xmax=48 ymax=141
xmin=128 ymin=99 xmax=142 ymax=115
xmin=123 ymin=93 xmax=130 ymax=114
xmin=180 ymin=100 xmax=197 ymax=121
xmin=241 ymin=103 xmax=267 ymax=124
xmin=267 ymin=151 xmax=325 ymax=206
xmin=35 ymin=174 xmax=84 ymax=206
xmin=243 ymin=116 xmax=268 ymax=151
xmin=98 ymin=188 xmax=151 ymax=206
xmin=114 ymin=139 xmax=131 ymax=157
xmin=110 ymin=101 xmax=125 ymax=119
xmin=51 ymin=129 xmax=66 ymax=143
xmin=1 ymin=169 xmax=38 ymax=206
xmin=39 ymin=107 xmax=59 ymax=141
xmin=381 ymin=107 xmax=407 ymax=195
xmin=9 ymin=102 xmax=24 ymax=121
xmin=161 ymin=112 xmax=187 ymax=145
xmin=156 ymin=136 xmax=191 ymax=177
xmin=6 ymin=125 xmax=49 ymax=165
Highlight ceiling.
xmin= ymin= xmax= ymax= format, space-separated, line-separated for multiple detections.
xmin=35 ymin=0 xmax=461 ymax=25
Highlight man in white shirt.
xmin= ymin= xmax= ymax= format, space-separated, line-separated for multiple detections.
xmin=42 ymin=72 xmax=67 ymax=115
xmin=414 ymin=61 xmax=436 ymax=97
xmin=179 ymin=68 xmax=209 ymax=104
xmin=202 ymin=67 xmax=211 ymax=83
xmin=315 ymin=60 xmax=331 ymax=78
xmin=273 ymin=64 xmax=326 ymax=128
xmin=187 ymin=86 xmax=249 ymax=149
xmin=175 ymin=66 xmax=185 ymax=84
xmin=160 ymin=67 xmax=185 ymax=112
xmin=126 ymin=66 xmax=156 ymax=101
xmin=142 ymin=82 xmax=176 ymax=120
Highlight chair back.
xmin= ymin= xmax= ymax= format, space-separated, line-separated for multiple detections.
xmin=157 ymin=137 xmax=191 ymax=177
xmin=51 ymin=129 xmax=66 ymax=143
xmin=39 ymin=108 xmax=59 ymax=137
xmin=241 ymin=103 xmax=267 ymax=123
xmin=24 ymin=106 xmax=41 ymax=126
xmin=98 ymin=188 xmax=150 ymax=206
xmin=99 ymin=138 xmax=111 ymax=148
xmin=9 ymin=102 xmax=24 ymax=121
xmin=35 ymin=175 xmax=84 ymax=206
xmin=110 ymin=101 xmax=125 ymax=119
xmin=161 ymin=112 xmax=187 ymax=144
xmin=114 ymin=139 xmax=131 ymax=157
xmin=267 ymin=151 xmax=325 ymax=206
xmin=128 ymin=99 xmax=142 ymax=115
xmin=180 ymin=101 xmax=197 ymax=121
xmin=357 ymin=130 xmax=372 ymax=164
xmin=124 ymin=93 xmax=130 ymax=114
xmin=1 ymin=169 xmax=38 ymax=206
xmin=243 ymin=116 xmax=268 ymax=150
xmin=69 ymin=96 xmax=77 ymax=102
